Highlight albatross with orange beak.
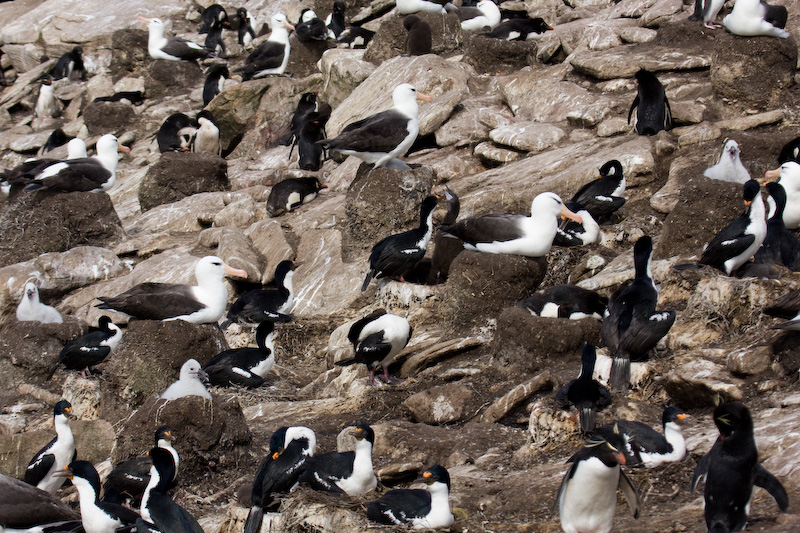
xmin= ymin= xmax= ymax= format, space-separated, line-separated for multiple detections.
xmin=319 ymin=83 xmax=433 ymax=169
xmin=441 ymin=192 xmax=582 ymax=257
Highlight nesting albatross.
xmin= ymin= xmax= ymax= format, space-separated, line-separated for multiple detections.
xmin=319 ymin=83 xmax=432 ymax=169
xmin=96 ymin=255 xmax=247 ymax=324
xmin=24 ymin=134 xmax=129 ymax=193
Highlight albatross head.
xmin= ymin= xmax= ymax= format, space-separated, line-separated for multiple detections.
xmin=194 ymin=256 xmax=248 ymax=285
xmin=179 ymin=358 xmax=209 ymax=382
xmin=531 ymin=192 xmax=582 ymax=224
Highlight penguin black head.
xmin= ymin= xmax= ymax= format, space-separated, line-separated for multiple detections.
xmin=196 ymin=109 xmax=219 ymax=126
xmin=333 ymin=1 xmax=345 ymax=14
xmin=296 ymin=176 xmax=327 ymax=192
xmin=71 ymin=46 xmax=83 ymax=56
xmin=208 ymin=64 xmax=229 ymax=77
xmin=583 ymin=430 xmax=627 ymax=468
xmin=419 ymin=465 xmax=450 ymax=489
xmin=40 ymin=74 xmax=53 ymax=86
xmin=54 ymin=399 xmax=76 ymax=419
xmin=403 ymin=14 xmax=423 ymax=31
xmin=351 ymin=424 xmax=375 ymax=445
xmin=662 ymin=406 xmax=686 ymax=427
xmin=599 ymin=160 xmax=623 ymax=178
xmin=530 ymin=17 xmax=554 ymax=33
xmin=634 ymin=68 xmax=661 ymax=88
xmin=713 ymin=401 xmax=752 ymax=438
xmin=237 ymin=7 xmax=248 ymax=19
xmin=299 ymin=92 xmax=317 ymax=108
xmin=155 ymin=425 xmax=175 ymax=445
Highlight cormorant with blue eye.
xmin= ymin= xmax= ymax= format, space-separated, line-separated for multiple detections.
xmin=139 ymin=448 xmax=202 ymax=533
xmin=103 ymin=426 xmax=178 ymax=506
xmin=299 ymin=424 xmax=377 ymax=495
xmin=367 ymin=465 xmax=454 ymax=529
xmin=243 ymin=426 xmax=317 ymax=533
xmin=602 ymin=236 xmax=675 ymax=391
xmin=47 ymin=315 xmax=123 ymax=380
xmin=555 ymin=344 xmax=612 ymax=433
xmin=224 ymin=260 xmax=297 ymax=327
xmin=599 ymin=406 xmax=687 ymax=468
xmin=205 ymin=321 xmax=277 ymax=387
xmin=362 ymin=195 xmax=440 ymax=291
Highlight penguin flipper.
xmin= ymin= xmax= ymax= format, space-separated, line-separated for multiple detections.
xmin=627 ymin=95 xmax=640 ymax=125
xmin=755 ymin=463 xmax=789 ymax=512
xmin=618 ymin=469 xmax=641 ymax=519
xmin=664 ymin=96 xmax=673 ymax=130
xmin=691 ymin=451 xmax=711 ymax=493
xmin=688 ymin=0 xmax=704 ymax=20
xmin=552 ymin=461 xmax=578 ymax=512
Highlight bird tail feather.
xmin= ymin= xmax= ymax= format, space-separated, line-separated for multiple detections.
xmin=579 ymin=406 xmax=596 ymax=433
xmin=335 ymin=357 xmax=357 ymax=367
xmin=45 ymin=363 xmax=59 ymax=381
xmin=609 ymin=354 xmax=630 ymax=392
xmin=243 ymin=505 xmax=264 ymax=533
xmin=361 ymin=270 xmax=374 ymax=292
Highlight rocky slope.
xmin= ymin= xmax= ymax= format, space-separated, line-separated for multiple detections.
xmin=1 ymin=0 xmax=800 ymax=531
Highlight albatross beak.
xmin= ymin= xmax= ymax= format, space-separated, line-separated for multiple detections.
xmin=224 ymin=265 xmax=248 ymax=279
xmin=137 ymin=16 xmax=152 ymax=25
xmin=560 ymin=205 xmax=582 ymax=224
xmin=417 ymin=92 xmax=433 ymax=103
xmin=52 ymin=466 xmax=73 ymax=479
xmin=763 ymin=167 xmax=781 ymax=183
xmin=118 ymin=143 xmax=131 ymax=154
xmin=284 ymin=20 xmax=296 ymax=31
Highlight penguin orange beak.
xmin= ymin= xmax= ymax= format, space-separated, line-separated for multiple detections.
xmin=560 ymin=205 xmax=582 ymax=224
xmin=546 ymin=25 xmax=554 ymax=30
xmin=224 ymin=265 xmax=248 ymax=279
xmin=417 ymin=92 xmax=433 ymax=103
xmin=615 ymin=451 xmax=627 ymax=465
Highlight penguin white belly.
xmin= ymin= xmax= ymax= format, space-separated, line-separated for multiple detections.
xmin=559 ymin=458 xmax=619 ymax=533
